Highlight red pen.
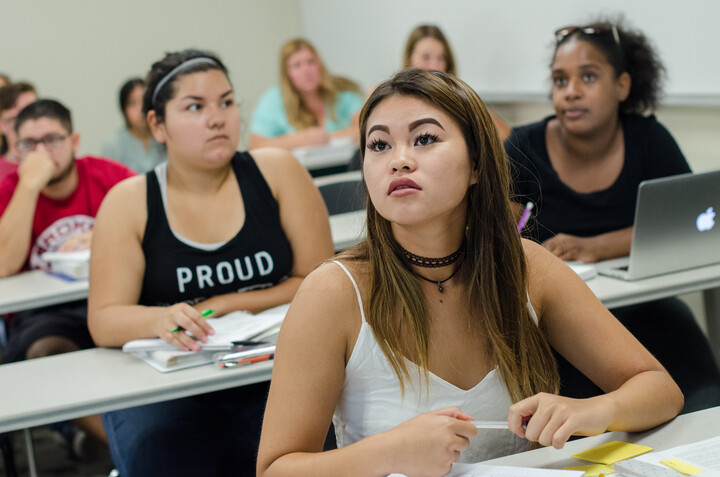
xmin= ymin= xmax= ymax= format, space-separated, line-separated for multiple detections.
xmin=218 ymin=352 xmax=275 ymax=369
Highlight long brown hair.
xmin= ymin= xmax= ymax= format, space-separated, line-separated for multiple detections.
xmin=279 ymin=38 xmax=361 ymax=131
xmin=339 ymin=68 xmax=558 ymax=403
xmin=403 ymin=25 xmax=457 ymax=76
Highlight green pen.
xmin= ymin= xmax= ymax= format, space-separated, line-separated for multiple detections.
xmin=170 ymin=309 xmax=214 ymax=333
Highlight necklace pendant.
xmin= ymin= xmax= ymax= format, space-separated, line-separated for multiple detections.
xmin=437 ymin=283 xmax=444 ymax=293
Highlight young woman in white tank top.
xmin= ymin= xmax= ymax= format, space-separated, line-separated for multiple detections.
xmin=257 ymin=69 xmax=683 ymax=477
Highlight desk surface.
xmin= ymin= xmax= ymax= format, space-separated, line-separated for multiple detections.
xmin=482 ymin=406 xmax=720 ymax=469
xmin=584 ymin=262 xmax=720 ymax=309
xmin=0 ymin=347 xmax=273 ymax=434
xmin=0 ymin=270 xmax=88 ymax=314
xmin=292 ymin=140 xmax=357 ymax=171
xmin=329 ymin=210 xmax=366 ymax=251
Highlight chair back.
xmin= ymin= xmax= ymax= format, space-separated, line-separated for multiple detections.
xmin=314 ymin=171 xmax=366 ymax=216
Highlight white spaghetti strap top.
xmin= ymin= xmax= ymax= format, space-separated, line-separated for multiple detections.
xmin=330 ymin=261 xmax=530 ymax=462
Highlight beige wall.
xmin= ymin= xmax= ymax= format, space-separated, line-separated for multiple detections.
xmin=0 ymin=0 xmax=302 ymax=155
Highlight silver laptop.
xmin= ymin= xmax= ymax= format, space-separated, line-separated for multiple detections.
xmin=597 ymin=170 xmax=720 ymax=280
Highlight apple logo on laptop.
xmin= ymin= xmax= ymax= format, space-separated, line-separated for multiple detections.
xmin=696 ymin=207 xmax=716 ymax=232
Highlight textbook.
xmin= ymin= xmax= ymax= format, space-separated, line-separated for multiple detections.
xmin=123 ymin=304 xmax=288 ymax=372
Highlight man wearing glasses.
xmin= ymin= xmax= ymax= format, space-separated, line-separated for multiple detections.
xmin=0 ymin=99 xmax=135 ymax=449
xmin=0 ymin=82 xmax=37 ymax=180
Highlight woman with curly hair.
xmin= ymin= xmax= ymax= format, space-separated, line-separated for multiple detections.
xmin=249 ymin=38 xmax=364 ymax=150
xmin=505 ymin=20 xmax=720 ymax=412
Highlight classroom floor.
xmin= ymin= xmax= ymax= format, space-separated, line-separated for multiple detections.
xmin=1 ymin=426 xmax=115 ymax=477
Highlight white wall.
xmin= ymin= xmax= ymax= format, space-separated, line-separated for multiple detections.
xmin=299 ymin=0 xmax=720 ymax=98
xmin=0 ymin=0 xmax=303 ymax=155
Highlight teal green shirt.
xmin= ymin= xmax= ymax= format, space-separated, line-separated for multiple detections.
xmin=101 ymin=129 xmax=166 ymax=173
xmin=250 ymin=85 xmax=364 ymax=138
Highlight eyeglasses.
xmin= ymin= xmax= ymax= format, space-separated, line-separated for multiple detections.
xmin=16 ymin=133 xmax=69 ymax=154
xmin=555 ymin=24 xmax=621 ymax=48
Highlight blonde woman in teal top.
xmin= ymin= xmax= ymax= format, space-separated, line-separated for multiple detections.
xmin=250 ymin=38 xmax=364 ymax=150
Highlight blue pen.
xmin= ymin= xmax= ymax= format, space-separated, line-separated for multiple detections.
xmin=45 ymin=270 xmax=79 ymax=282
xmin=516 ymin=201 xmax=534 ymax=233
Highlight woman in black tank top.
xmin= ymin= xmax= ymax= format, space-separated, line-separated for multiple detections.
xmin=88 ymin=50 xmax=333 ymax=476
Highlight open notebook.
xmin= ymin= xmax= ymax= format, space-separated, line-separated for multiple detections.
xmin=123 ymin=304 xmax=288 ymax=372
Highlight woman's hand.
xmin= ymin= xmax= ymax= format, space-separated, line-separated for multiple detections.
xmin=508 ymin=393 xmax=614 ymax=449
xmin=296 ymin=127 xmax=330 ymax=147
xmin=383 ymin=407 xmax=477 ymax=477
xmin=193 ymin=295 xmax=231 ymax=318
xmin=541 ymin=234 xmax=599 ymax=262
xmin=59 ymin=230 xmax=92 ymax=252
xmin=153 ymin=303 xmax=216 ymax=352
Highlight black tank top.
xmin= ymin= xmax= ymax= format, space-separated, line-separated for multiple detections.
xmin=139 ymin=152 xmax=293 ymax=307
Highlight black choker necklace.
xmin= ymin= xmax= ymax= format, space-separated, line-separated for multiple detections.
xmin=400 ymin=243 xmax=464 ymax=268
xmin=412 ymin=265 xmax=461 ymax=293
xmin=398 ymin=243 xmax=465 ymax=293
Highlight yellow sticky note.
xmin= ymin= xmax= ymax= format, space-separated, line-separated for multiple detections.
xmin=563 ymin=463 xmax=614 ymax=476
xmin=571 ymin=440 xmax=653 ymax=465
xmin=660 ymin=458 xmax=704 ymax=475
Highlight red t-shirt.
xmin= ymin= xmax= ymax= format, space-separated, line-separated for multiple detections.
xmin=0 ymin=156 xmax=136 ymax=271
xmin=0 ymin=156 xmax=18 ymax=183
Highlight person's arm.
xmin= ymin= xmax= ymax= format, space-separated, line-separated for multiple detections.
xmin=87 ymin=177 xmax=214 ymax=351
xmin=0 ymin=151 xmax=57 ymax=277
xmin=328 ymin=110 xmax=360 ymax=143
xmin=540 ymin=226 xmax=633 ymax=262
xmin=507 ymin=240 xmax=683 ymax=448
xmin=257 ymin=264 xmax=477 ymax=477
xmin=249 ymin=128 xmax=330 ymax=150
xmin=191 ymin=148 xmax=334 ymax=316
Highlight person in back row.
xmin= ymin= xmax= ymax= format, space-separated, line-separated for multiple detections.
xmin=0 ymin=82 xmax=37 ymax=180
xmin=89 ymin=49 xmax=333 ymax=476
xmin=0 ymin=73 xmax=11 ymax=157
xmin=101 ymin=77 xmax=166 ymax=173
xmin=0 ymin=98 xmax=135 ymax=444
xmin=249 ymin=38 xmax=364 ymax=150
xmin=505 ymin=19 xmax=720 ymax=412
xmin=402 ymin=24 xmax=511 ymax=141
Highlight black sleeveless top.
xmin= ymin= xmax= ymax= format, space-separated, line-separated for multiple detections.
xmin=139 ymin=152 xmax=293 ymax=307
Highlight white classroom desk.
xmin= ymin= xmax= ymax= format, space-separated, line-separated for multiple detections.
xmin=292 ymin=140 xmax=357 ymax=171
xmin=0 ymin=347 xmax=274 ymax=434
xmin=481 ymin=405 xmax=720 ymax=470
xmin=0 ymin=270 xmax=88 ymax=314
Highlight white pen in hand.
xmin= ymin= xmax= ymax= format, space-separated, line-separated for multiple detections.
xmin=472 ymin=420 xmax=527 ymax=430
xmin=472 ymin=420 xmax=509 ymax=429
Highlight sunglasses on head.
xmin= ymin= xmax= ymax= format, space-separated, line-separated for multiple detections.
xmin=554 ymin=24 xmax=621 ymax=47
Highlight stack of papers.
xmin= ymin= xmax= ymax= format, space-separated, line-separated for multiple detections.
xmin=623 ymin=435 xmax=720 ymax=476
xmin=567 ymin=262 xmax=598 ymax=281
xmin=123 ymin=304 xmax=288 ymax=372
